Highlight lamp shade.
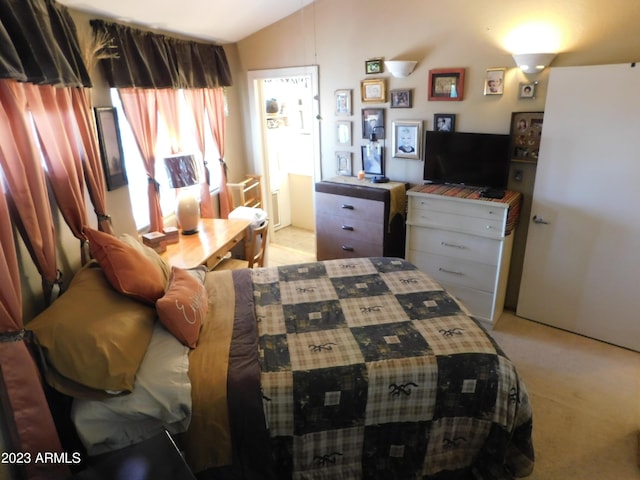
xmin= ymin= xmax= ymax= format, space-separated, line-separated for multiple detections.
xmin=384 ymin=60 xmax=418 ymax=78
xmin=512 ymin=53 xmax=556 ymax=74
xmin=164 ymin=154 xmax=199 ymax=188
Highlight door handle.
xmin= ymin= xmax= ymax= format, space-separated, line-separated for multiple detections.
xmin=341 ymin=225 xmax=354 ymax=231
xmin=532 ymin=215 xmax=550 ymax=224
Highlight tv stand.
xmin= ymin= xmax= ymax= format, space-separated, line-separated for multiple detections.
xmin=405 ymin=184 xmax=522 ymax=324
xmin=480 ymin=188 xmax=505 ymax=199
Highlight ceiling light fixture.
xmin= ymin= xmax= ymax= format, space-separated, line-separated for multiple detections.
xmin=384 ymin=60 xmax=418 ymax=78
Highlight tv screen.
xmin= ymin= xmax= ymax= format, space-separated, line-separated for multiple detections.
xmin=423 ymin=131 xmax=511 ymax=189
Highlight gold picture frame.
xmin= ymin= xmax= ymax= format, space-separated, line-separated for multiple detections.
xmin=361 ymin=78 xmax=386 ymax=103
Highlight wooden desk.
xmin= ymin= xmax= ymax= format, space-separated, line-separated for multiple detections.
xmin=161 ymin=218 xmax=251 ymax=269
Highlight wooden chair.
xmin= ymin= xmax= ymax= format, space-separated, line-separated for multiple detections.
xmin=226 ymin=175 xmax=262 ymax=210
xmin=214 ymin=219 xmax=269 ymax=270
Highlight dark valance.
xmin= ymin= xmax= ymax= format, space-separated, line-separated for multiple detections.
xmin=90 ymin=20 xmax=233 ymax=89
xmin=0 ymin=0 xmax=91 ymax=87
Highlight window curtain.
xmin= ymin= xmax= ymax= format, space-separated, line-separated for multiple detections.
xmin=71 ymin=88 xmax=114 ymax=235
xmin=204 ymin=88 xmax=231 ymax=218
xmin=118 ymin=88 xmax=164 ymax=232
xmin=0 ymin=188 xmax=68 ymax=480
xmin=184 ymin=88 xmax=214 ymax=218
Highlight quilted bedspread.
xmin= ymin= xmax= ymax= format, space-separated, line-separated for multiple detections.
xmin=251 ymin=257 xmax=534 ymax=479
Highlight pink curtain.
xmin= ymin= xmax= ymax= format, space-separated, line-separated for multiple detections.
xmin=0 ymin=80 xmax=59 ymax=304
xmin=0 ymin=90 xmax=68 ymax=480
xmin=118 ymin=88 xmax=163 ymax=232
xmin=204 ymin=88 xmax=231 ymax=218
xmin=156 ymin=89 xmax=181 ymax=154
xmin=71 ymin=88 xmax=114 ymax=235
xmin=184 ymin=88 xmax=215 ymax=218
xmin=24 ymin=84 xmax=89 ymax=245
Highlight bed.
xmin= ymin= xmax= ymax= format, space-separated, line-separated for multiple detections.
xmin=27 ymin=230 xmax=534 ymax=480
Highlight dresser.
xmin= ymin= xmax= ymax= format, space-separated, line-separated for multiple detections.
xmin=315 ymin=177 xmax=407 ymax=261
xmin=406 ymin=184 xmax=522 ymax=324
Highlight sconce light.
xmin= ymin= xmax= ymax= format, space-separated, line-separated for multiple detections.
xmin=384 ymin=60 xmax=418 ymax=78
xmin=164 ymin=153 xmax=200 ymax=235
xmin=512 ymin=53 xmax=557 ymax=74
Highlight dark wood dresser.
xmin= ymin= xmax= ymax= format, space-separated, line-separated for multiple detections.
xmin=315 ymin=177 xmax=407 ymax=261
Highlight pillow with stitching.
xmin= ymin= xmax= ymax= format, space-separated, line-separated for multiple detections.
xmin=156 ymin=266 xmax=208 ymax=348
xmin=27 ymin=261 xmax=155 ymax=397
xmin=84 ymin=227 xmax=165 ymax=305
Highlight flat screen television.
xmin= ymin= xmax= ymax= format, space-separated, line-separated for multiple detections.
xmin=423 ymin=131 xmax=511 ymax=189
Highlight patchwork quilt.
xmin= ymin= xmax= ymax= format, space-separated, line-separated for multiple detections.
xmin=251 ymin=257 xmax=534 ymax=479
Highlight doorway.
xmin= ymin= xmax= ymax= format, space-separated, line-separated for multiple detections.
xmin=247 ymin=66 xmax=320 ymax=256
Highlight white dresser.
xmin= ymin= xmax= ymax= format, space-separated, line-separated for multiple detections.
xmin=405 ymin=185 xmax=522 ymax=324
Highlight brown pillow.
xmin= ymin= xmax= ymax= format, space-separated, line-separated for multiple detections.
xmin=156 ymin=266 xmax=208 ymax=348
xmin=119 ymin=233 xmax=172 ymax=289
xmin=84 ymin=227 xmax=165 ymax=305
xmin=27 ymin=261 xmax=155 ymax=397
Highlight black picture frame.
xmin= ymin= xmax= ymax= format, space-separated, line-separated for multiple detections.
xmin=361 ymin=145 xmax=384 ymax=176
xmin=390 ymin=89 xmax=412 ymax=108
xmin=361 ymin=108 xmax=385 ymax=139
xmin=510 ymin=111 xmax=544 ymax=163
xmin=434 ymin=113 xmax=456 ymax=132
xmin=94 ymin=107 xmax=127 ymax=190
xmin=365 ymin=58 xmax=383 ymax=75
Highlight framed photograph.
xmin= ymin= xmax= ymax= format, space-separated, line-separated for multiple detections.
xmin=365 ymin=58 xmax=383 ymax=75
xmin=336 ymin=120 xmax=352 ymax=146
xmin=335 ymin=89 xmax=352 ymax=116
xmin=434 ymin=113 xmax=456 ymax=132
xmin=361 ymin=78 xmax=386 ymax=103
xmin=428 ymin=68 xmax=465 ymax=101
xmin=361 ymin=108 xmax=384 ymax=139
xmin=392 ymin=120 xmax=422 ymax=160
xmin=390 ymin=89 xmax=412 ymax=108
xmin=519 ymin=82 xmax=538 ymax=99
xmin=361 ymin=145 xmax=384 ymax=176
xmin=484 ymin=68 xmax=506 ymax=95
xmin=94 ymin=107 xmax=127 ymax=191
xmin=336 ymin=151 xmax=352 ymax=176
xmin=510 ymin=111 xmax=544 ymax=163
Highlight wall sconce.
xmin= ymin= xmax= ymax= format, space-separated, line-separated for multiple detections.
xmin=512 ymin=53 xmax=557 ymax=74
xmin=384 ymin=60 xmax=418 ymax=78
xmin=164 ymin=153 xmax=200 ymax=234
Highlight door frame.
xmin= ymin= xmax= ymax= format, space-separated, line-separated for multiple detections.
xmin=246 ymin=66 xmax=321 ymax=240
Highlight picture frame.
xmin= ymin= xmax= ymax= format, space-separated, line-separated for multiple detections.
xmin=361 ymin=108 xmax=385 ymax=139
xmin=392 ymin=120 xmax=422 ymax=160
xmin=365 ymin=58 xmax=383 ymax=75
xmin=361 ymin=145 xmax=384 ymax=176
xmin=428 ymin=68 xmax=465 ymax=101
xmin=484 ymin=68 xmax=506 ymax=95
xmin=336 ymin=120 xmax=352 ymax=146
xmin=336 ymin=151 xmax=352 ymax=176
xmin=519 ymin=82 xmax=538 ymax=99
xmin=335 ymin=89 xmax=352 ymax=116
xmin=390 ymin=89 xmax=412 ymax=108
xmin=94 ymin=107 xmax=127 ymax=191
xmin=434 ymin=113 xmax=456 ymax=132
xmin=361 ymin=78 xmax=386 ymax=103
xmin=510 ymin=111 xmax=544 ymax=163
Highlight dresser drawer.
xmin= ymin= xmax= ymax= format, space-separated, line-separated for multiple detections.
xmin=407 ymin=250 xmax=498 ymax=293
xmin=407 ymin=226 xmax=502 ymax=266
xmin=409 ymin=195 xmax=507 ymax=221
xmin=316 ymin=212 xmax=384 ymax=243
xmin=316 ymin=231 xmax=382 ymax=260
xmin=445 ymin=284 xmax=495 ymax=321
xmin=316 ymin=192 xmax=384 ymax=223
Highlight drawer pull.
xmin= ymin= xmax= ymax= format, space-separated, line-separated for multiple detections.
xmin=341 ymin=225 xmax=354 ymax=231
xmin=341 ymin=204 xmax=354 ymax=210
xmin=441 ymin=241 xmax=466 ymax=250
xmin=341 ymin=245 xmax=354 ymax=251
xmin=439 ymin=267 xmax=465 ymax=276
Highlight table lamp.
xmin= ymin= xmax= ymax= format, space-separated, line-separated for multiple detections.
xmin=164 ymin=153 xmax=200 ymax=235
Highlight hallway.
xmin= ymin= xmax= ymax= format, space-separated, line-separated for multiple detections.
xmin=268 ymin=226 xmax=316 ymax=267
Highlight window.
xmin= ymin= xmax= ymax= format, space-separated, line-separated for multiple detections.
xmin=110 ymin=89 xmax=221 ymax=230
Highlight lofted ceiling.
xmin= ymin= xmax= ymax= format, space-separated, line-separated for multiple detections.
xmin=58 ymin=0 xmax=314 ymax=43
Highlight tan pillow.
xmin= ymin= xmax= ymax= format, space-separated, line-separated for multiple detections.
xmin=156 ymin=266 xmax=208 ymax=348
xmin=84 ymin=227 xmax=165 ymax=305
xmin=27 ymin=261 xmax=155 ymax=397
xmin=119 ymin=233 xmax=172 ymax=288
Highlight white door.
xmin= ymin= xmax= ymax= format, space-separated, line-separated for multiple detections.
xmin=247 ymin=67 xmax=320 ymax=235
xmin=516 ymin=63 xmax=640 ymax=352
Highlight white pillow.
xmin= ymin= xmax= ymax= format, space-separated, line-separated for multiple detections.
xmin=71 ymin=322 xmax=192 ymax=455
